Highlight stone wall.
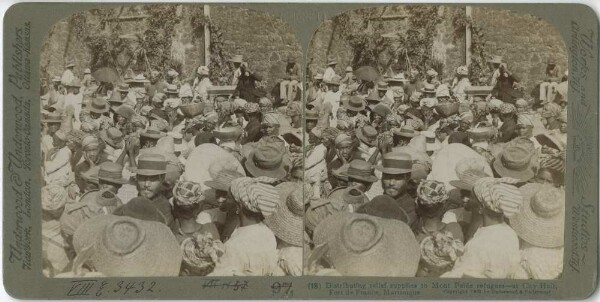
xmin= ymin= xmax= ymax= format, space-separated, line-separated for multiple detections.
xmin=308 ymin=5 xmax=567 ymax=92
xmin=40 ymin=4 xmax=302 ymax=91
xmin=472 ymin=6 xmax=568 ymax=91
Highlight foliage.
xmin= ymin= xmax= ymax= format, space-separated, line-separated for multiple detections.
xmin=332 ymin=6 xmax=444 ymax=78
xmin=452 ymin=9 xmax=489 ymax=85
xmin=191 ymin=12 xmax=232 ymax=85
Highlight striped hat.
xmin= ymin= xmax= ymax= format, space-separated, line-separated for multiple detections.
xmin=229 ymin=177 xmax=279 ymax=217
xmin=135 ymin=153 xmax=167 ymax=176
xmin=473 ymin=177 xmax=523 ymax=217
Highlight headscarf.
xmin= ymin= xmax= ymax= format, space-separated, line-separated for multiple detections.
xmin=42 ymin=185 xmax=68 ymax=212
xmin=66 ymin=129 xmax=86 ymax=147
xmin=472 ymin=177 xmax=522 ymax=217
xmin=500 ymin=103 xmax=516 ymax=115
xmin=244 ymin=103 xmax=260 ymax=114
xmin=542 ymin=102 xmax=562 ymax=119
xmin=420 ymin=231 xmax=465 ymax=270
xmin=321 ymin=127 xmax=340 ymax=144
xmin=229 ymin=177 xmax=279 ymax=217
xmin=417 ymin=180 xmax=449 ymax=205
xmin=173 ymin=181 xmax=204 ymax=205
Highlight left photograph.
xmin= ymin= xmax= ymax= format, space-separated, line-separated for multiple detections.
xmin=40 ymin=4 xmax=304 ymax=277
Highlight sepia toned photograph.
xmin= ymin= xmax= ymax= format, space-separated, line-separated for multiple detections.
xmin=39 ymin=4 xmax=304 ymax=277
xmin=303 ymin=5 xmax=568 ymax=279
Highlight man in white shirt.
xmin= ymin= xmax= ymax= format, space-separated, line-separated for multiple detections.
xmin=192 ymin=65 xmax=213 ymax=102
xmin=63 ymin=79 xmax=84 ymax=130
xmin=320 ymin=75 xmax=342 ymax=128
xmin=61 ymin=61 xmax=76 ymax=86
xmin=323 ymin=58 xmax=338 ymax=83
xmin=230 ymin=55 xmax=244 ymax=86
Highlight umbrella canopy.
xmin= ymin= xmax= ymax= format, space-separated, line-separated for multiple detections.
xmin=427 ymin=143 xmax=493 ymax=191
xmin=354 ymin=66 xmax=380 ymax=82
xmin=183 ymin=143 xmax=246 ymax=191
xmin=92 ymin=67 xmax=121 ymax=84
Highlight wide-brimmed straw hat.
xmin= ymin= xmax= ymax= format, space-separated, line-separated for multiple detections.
xmin=344 ymin=95 xmax=366 ymax=112
xmin=204 ymin=169 xmax=245 ymax=192
xmin=327 ymin=57 xmax=337 ymax=66
xmin=245 ymin=145 xmax=287 ymax=179
xmin=314 ymin=212 xmax=420 ymax=277
xmin=305 ymin=110 xmax=319 ymax=121
xmin=72 ymin=214 xmax=182 ymax=277
xmin=375 ymin=152 xmax=413 ymax=175
xmin=355 ymin=125 xmax=378 ymax=146
xmin=393 ymin=126 xmax=420 ymax=138
xmin=89 ymin=98 xmax=110 ymax=114
xmin=264 ymin=183 xmax=307 ymax=247
xmin=116 ymin=83 xmax=130 ymax=93
xmin=421 ymin=83 xmax=436 ymax=94
xmin=164 ymin=84 xmax=179 ymax=94
xmin=492 ymin=145 xmax=535 ymax=182
xmin=388 ymin=73 xmax=409 ymax=83
xmin=100 ymin=128 xmax=124 ymax=149
xmin=65 ymin=61 xmax=75 ymax=68
xmin=509 ymin=183 xmax=565 ymax=248
xmin=135 ymin=153 xmax=167 ymax=176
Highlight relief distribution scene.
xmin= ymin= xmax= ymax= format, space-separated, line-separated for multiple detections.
xmin=302 ymin=5 xmax=567 ymax=279
xmin=39 ymin=4 xmax=568 ymax=280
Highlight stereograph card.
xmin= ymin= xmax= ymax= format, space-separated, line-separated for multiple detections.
xmin=2 ymin=2 xmax=599 ymax=300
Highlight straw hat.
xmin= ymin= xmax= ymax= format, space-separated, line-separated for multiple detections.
xmin=393 ymin=125 xmax=420 ymax=138
xmin=135 ymin=153 xmax=167 ymax=176
xmin=204 ymin=169 xmax=244 ymax=192
xmin=130 ymin=74 xmax=150 ymax=83
xmin=42 ymin=112 xmax=63 ymax=123
xmin=65 ymin=61 xmax=75 ymax=68
xmin=488 ymin=55 xmax=504 ymax=64
xmin=493 ymin=145 xmax=535 ymax=181
xmin=305 ymin=110 xmax=319 ymax=121
xmin=89 ymin=98 xmax=109 ymax=114
xmin=316 ymin=213 xmax=420 ymax=277
xmin=164 ymin=84 xmax=179 ymax=94
xmin=264 ymin=184 xmax=306 ymax=246
xmin=388 ymin=73 xmax=409 ymax=83
xmin=116 ymin=83 xmax=130 ymax=93
xmin=510 ymin=183 xmax=565 ymax=248
xmin=421 ymin=83 xmax=436 ymax=94
xmin=245 ymin=145 xmax=287 ymax=179
xmin=72 ymin=215 xmax=182 ymax=277
xmin=377 ymin=81 xmax=389 ymax=91
xmin=100 ymin=128 xmax=124 ymax=149
xmin=343 ymin=95 xmax=366 ymax=112
xmin=327 ymin=57 xmax=337 ymax=66
xmin=140 ymin=127 xmax=166 ymax=140
xmin=98 ymin=162 xmax=129 ymax=185
xmin=314 ymin=73 xmax=324 ymax=80
xmin=51 ymin=76 xmax=61 ymax=83
xmin=230 ymin=55 xmax=243 ymax=63
xmin=375 ymin=152 xmax=413 ymax=175
xmin=355 ymin=125 xmax=378 ymax=146
xmin=355 ymin=195 xmax=410 ymax=223
xmin=325 ymin=75 xmax=341 ymax=86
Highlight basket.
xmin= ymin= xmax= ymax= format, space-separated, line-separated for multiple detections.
xmin=434 ymin=102 xmax=459 ymax=118
xmin=207 ymin=85 xmax=237 ymax=96
xmin=467 ymin=127 xmax=496 ymax=141
xmin=464 ymin=86 xmax=493 ymax=96
xmin=179 ymin=103 xmax=205 ymax=118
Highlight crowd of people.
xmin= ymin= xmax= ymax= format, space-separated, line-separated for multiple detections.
xmin=303 ymin=55 xmax=567 ymax=279
xmin=40 ymin=47 xmax=568 ymax=279
xmin=41 ymin=54 xmax=305 ymax=277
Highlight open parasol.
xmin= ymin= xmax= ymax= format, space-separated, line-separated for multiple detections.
xmin=353 ymin=66 xmax=380 ymax=82
xmin=92 ymin=67 xmax=121 ymax=84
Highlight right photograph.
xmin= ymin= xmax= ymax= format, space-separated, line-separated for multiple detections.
xmin=303 ymin=5 xmax=568 ymax=279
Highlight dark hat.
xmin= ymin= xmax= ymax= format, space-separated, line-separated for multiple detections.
xmin=89 ymin=98 xmax=110 ymax=114
xmin=245 ymin=145 xmax=287 ymax=179
xmin=356 ymin=195 xmax=410 ymax=223
xmin=371 ymin=103 xmax=391 ymax=118
xmin=355 ymin=125 xmax=378 ymax=146
xmin=345 ymin=159 xmax=378 ymax=183
xmin=113 ymin=196 xmax=168 ymax=224
xmin=375 ymin=152 xmax=413 ymax=175
xmin=135 ymin=153 xmax=167 ymax=176
xmin=344 ymin=96 xmax=366 ymax=112
xmin=493 ymin=145 xmax=535 ymax=182
xmin=98 ymin=162 xmax=129 ymax=185
xmin=100 ymin=127 xmax=124 ymax=149
xmin=115 ymin=105 xmax=135 ymax=121
xmin=108 ymin=90 xmax=125 ymax=105
xmin=342 ymin=187 xmax=369 ymax=205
